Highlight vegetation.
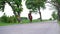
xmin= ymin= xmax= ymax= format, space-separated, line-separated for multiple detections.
xmin=52 ymin=0 xmax=60 ymax=21
xmin=52 ymin=11 xmax=58 ymax=20
xmin=0 ymin=0 xmax=60 ymax=26
xmin=49 ymin=18 xmax=52 ymax=20
xmin=47 ymin=0 xmax=60 ymax=21
xmin=0 ymin=13 xmax=17 ymax=23
xmin=0 ymin=0 xmax=23 ymax=22
xmin=25 ymin=0 xmax=47 ymax=21
xmin=0 ymin=19 xmax=50 ymax=26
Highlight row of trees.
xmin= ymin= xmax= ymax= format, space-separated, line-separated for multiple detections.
xmin=0 ymin=0 xmax=60 ymax=23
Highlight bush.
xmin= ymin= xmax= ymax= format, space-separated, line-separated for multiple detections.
xmin=21 ymin=17 xmax=28 ymax=20
xmin=0 ymin=13 xmax=28 ymax=23
xmin=9 ymin=16 xmax=17 ymax=23
xmin=0 ymin=14 xmax=8 ymax=23
xmin=49 ymin=18 xmax=52 ymax=20
xmin=52 ymin=11 xmax=58 ymax=20
xmin=0 ymin=15 xmax=17 ymax=23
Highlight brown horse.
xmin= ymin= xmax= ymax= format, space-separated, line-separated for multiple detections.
xmin=28 ymin=11 xmax=32 ymax=22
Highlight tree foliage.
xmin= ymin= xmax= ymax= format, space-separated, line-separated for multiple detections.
xmin=26 ymin=0 xmax=47 ymax=21
xmin=50 ymin=0 xmax=60 ymax=21
xmin=26 ymin=0 xmax=46 ymax=11
xmin=52 ymin=11 xmax=58 ymax=20
xmin=0 ymin=0 xmax=23 ymax=23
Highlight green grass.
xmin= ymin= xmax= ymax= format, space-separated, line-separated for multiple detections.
xmin=0 ymin=19 xmax=50 ymax=26
xmin=21 ymin=19 xmax=30 ymax=24
xmin=58 ymin=21 xmax=60 ymax=25
xmin=0 ymin=22 xmax=19 ymax=26
xmin=0 ymin=22 xmax=11 ymax=26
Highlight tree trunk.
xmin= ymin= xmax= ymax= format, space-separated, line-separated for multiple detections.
xmin=7 ymin=2 xmax=21 ymax=23
xmin=55 ymin=4 xmax=60 ymax=21
xmin=17 ymin=12 xmax=21 ymax=23
xmin=57 ymin=7 xmax=60 ymax=21
xmin=38 ymin=7 xmax=42 ymax=21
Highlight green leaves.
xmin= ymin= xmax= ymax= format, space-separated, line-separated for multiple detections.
xmin=26 ymin=0 xmax=47 ymax=21
xmin=26 ymin=0 xmax=47 ymax=12
xmin=13 ymin=0 xmax=22 ymax=5
xmin=52 ymin=11 xmax=58 ymax=20
xmin=57 ymin=0 xmax=60 ymax=4
xmin=51 ymin=0 xmax=60 ymax=4
xmin=0 ymin=0 xmax=5 ymax=11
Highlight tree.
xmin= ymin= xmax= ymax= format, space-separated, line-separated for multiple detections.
xmin=46 ymin=0 xmax=60 ymax=21
xmin=0 ymin=0 xmax=5 ymax=12
xmin=0 ymin=0 xmax=23 ymax=23
xmin=9 ymin=0 xmax=23 ymax=23
xmin=52 ymin=0 xmax=60 ymax=21
xmin=25 ymin=0 xmax=47 ymax=21
xmin=52 ymin=11 xmax=58 ymax=20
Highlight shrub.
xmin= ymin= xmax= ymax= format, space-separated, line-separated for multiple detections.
xmin=52 ymin=11 xmax=58 ymax=20
xmin=49 ymin=18 xmax=52 ymax=20
xmin=0 ymin=14 xmax=8 ymax=23
xmin=0 ymin=15 xmax=17 ymax=23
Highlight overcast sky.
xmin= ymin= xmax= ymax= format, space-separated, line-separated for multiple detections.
xmin=0 ymin=0 xmax=54 ymax=20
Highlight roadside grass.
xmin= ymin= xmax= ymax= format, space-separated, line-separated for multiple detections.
xmin=58 ymin=21 xmax=60 ymax=25
xmin=21 ymin=19 xmax=30 ymax=24
xmin=0 ymin=22 xmax=19 ymax=26
xmin=21 ymin=19 xmax=48 ymax=24
xmin=0 ymin=22 xmax=11 ymax=26
xmin=0 ymin=19 xmax=50 ymax=26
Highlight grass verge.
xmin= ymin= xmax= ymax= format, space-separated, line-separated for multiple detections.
xmin=0 ymin=19 xmax=50 ymax=26
xmin=57 ymin=21 xmax=60 ymax=25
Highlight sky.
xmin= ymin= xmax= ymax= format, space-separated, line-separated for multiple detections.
xmin=0 ymin=0 xmax=54 ymax=20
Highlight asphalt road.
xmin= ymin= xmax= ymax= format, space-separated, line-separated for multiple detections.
xmin=0 ymin=20 xmax=60 ymax=34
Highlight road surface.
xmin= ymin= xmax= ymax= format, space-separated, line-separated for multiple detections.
xmin=0 ymin=20 xmax=60 ymax=34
